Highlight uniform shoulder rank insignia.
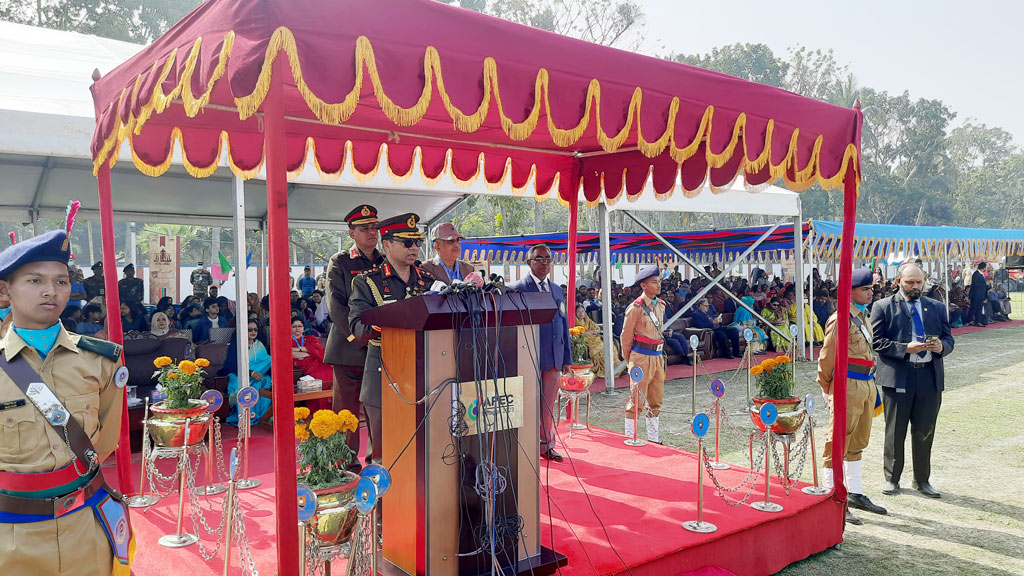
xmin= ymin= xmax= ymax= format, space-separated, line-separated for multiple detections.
xmin=77 ymin=335 xmax=123 ymax=362
xmin=634 ymin=296 xmax=644 ymax=305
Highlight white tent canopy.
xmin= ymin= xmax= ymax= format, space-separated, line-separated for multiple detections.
xmin=604 ymin=180 xmax=801 ymax=217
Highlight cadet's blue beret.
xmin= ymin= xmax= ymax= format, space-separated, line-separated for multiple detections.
xmin=634 ymin=265 xmax=660 ymax=286
xmin=0 ymin=230 xmax=71 ymax=280
xmin=851 ymin=268 xmax=873 ymax=288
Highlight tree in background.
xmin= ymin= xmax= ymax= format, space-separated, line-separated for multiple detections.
xmin=0 ymin=0 xmax=198 ymax=44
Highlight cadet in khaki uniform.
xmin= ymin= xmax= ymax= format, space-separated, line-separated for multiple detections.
xmin=817 ymin=268 xmax=887 ymax=525
xmin=348 ymin=213 xmax=434 ymax=464
xmin=0 ymin=227 xmax=133 ymax=575
xmin=620 ymin=265 xmax=667 ymax=444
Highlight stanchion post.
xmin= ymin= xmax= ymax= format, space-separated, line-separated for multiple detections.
xmin=709 ymin=379 xmax=729 ymax=470
xmin=236 ymin=387 xmax=262 ymax=490
xmin=158 ymin=418 xmax=199 ymax=547
xmin=197 ymin=390 xmax=226 ymax=496
xmin=222 ymin=448 xmax=239 ymax=576
xmin=801 ymin=394 xmax=829 ymax=495
xmin=683 ymin=414 xmax=716 ymax=533
xmin=751 ymin=404 xmax=783 ymax=513
xmin=127 ymin=398 xmax=158 ymax=508
xmin=624 ymin=366 xmax=647 ymax=447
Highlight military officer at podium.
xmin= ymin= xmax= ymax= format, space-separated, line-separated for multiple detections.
xmin=348 ymin=213 xmax=434 ymax=464
xmin=325 ymin=204 xmax=383 ymax=469
xmin=620 ymin=265 xmax=666 ymax=444
xmin=0 ymin=226 xmax=134 ymax=575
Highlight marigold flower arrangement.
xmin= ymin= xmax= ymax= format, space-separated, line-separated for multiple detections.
xmin=152 ymin=356 xmax=211 ymax=409
xmin=750 ymin=354 xmax=794 ymax=399
xmin=568 ymin=325 xmax=591 ymax=365
xmin=294 ymin=407 xmax=359 ymax=489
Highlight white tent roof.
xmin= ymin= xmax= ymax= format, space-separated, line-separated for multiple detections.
xmin=604 ymin=179 xmax=801 ymax=217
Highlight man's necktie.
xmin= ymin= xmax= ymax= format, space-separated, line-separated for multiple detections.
xmin=539 ymin=280 xmax=548 ymax=292
xmin=910 ymin=302 xmax=927 ymax=358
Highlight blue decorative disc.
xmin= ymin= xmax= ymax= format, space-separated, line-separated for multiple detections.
xmin=743 ymin=328 xmax=753 ymax=342
xmin=354 ymin=476 xmax=378 ymax=515
xmin=760 ymin=403 xmax=778 ymax=426
xmin=114 ymin=366 xmax=129 ymax=389
xmin=691 ymin=413 xmax=710 ymax=438
xmin=236 ymin=386 xmax=259 ymax=409
xmin=629 ymin=366 xmax=644 ymax=382
xmin=710 ymin=379 xmax=725 ymax=398
xmin=789 ymin=324 xmax=799 ymax=337
xmin=689 ymin=335 xmax=700 ymax=349
xmin=804 ymin=394 xmax=816 ymax=416
xmin=296 ymin=484 xmax=317 ymax=522
xmin=361 ymin=464 xmax=392 ymax=498
xmin=201 ymin=389 xmax=224 ymax=412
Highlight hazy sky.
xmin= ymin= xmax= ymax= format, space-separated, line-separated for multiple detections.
xmin=640 ymin=0 xmax=1022 ymax=146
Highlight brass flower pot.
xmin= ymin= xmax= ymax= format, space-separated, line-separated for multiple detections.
xmin=148 ymin=400 xmax=212 ymax=447
xmin=750 ymin=397 xmax=805 ymax=435
xmin=310 ymin=473 xmax=361 ymax=547
xmin=559 ymin=364 xmax=595 ymax=392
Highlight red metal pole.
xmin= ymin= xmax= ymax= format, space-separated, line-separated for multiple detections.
xmin=264 ymin=52 xmax=299 ymax=570
xmin=96 ymin=164 xmax=134 ymax=495
xmin=567 ymin=193 xmax=579 ymax=329
xmin=831 ymin=170 xmax=858 ymax=510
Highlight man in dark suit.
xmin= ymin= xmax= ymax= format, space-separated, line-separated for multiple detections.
xmin=509 ymin=244 xmax=570 ymax=462
xmin=870 ymin=263 xmax=954 ymax=498
xmin=419 ymin=222 xmax=474 ymax=285
xmin=968 ymin=261 xmax=990 ymax=326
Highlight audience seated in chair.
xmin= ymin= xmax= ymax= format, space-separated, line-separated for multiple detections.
xmin=193 ymin=297 xmax=229 ymax=343
xmin=290 ymin=316 xmax=333 ymax=411
xmin=222 ymin=319 xmax=272 ymax=427
xmin=573 ymin=305 xmax=623 ymax=377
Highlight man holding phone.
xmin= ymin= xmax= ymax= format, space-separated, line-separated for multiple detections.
xmin=870 ymin=263 xmax=954 ymax=498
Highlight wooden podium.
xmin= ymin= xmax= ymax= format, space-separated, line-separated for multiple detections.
xmin=362 ymin=291 xmax=568 ymax=576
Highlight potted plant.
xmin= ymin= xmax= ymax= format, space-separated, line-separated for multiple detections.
xmin=294 ymin=407 xmax=361 ymax=547
xmin=148 ymin=356 xmax=213 ymax=446
xmin=560 ymin=326 xmax=595 ymax=392
xmin=749 ymin=355 xmax=805 ymax=434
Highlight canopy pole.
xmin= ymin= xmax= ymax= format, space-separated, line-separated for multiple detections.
xmin=808 ymin=223 xmax=816 ymax=361
xmin=264 ymin=52 xmax=299 ymax=570
xmin=831 ymin=169 xmax=859 ymax=510
xmin=794 ymin=214 xmax=807 ymax=360
xmin=232 ymin=176 xmax=251 ymax=393
xmin=943 ymin=242 xmax=950 ymax=321
xmin=598 ymin=202 xmax=615 ymax=393
xmin=96 ymin=164 xmax=134 ymax=495
xmin=567 ymin=191 xmax=579 ymax=329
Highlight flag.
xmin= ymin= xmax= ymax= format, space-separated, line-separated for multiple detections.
xmin=210 ymin=265 xmax=229 ymax=282
xmin=245 ymin=250 xmax=254 ymax=268
xmin=615 ymin=260 xmax=622 ymax=270
xmin=218 ymin=251 xmax=233 ymax=274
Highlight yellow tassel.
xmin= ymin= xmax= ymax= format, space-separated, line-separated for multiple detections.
xmin=110 ymin=534 xmax=136 ymax=576
xmin=182 ymin=32 xmax=236 ymax=117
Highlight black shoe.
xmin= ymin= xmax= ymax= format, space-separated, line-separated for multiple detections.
xmin=681 ymin=356 xmax=693 ymax=365
xmin=913 ymin=482 xmax=941 ymax=498
xmin=541 ymin=449 xmax=564 ymax=462
xmin=845 ymin=509 xmax=863 ymax=526
xmin=848 ymin=493 xmax=887 ymax=515
xmin=881 ymin=481 xmax=901 ymax=495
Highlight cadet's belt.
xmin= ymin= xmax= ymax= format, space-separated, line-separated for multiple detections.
xmin=847 ymin=357 xmax=875 ymax=381
xmin=631 ymin=338 xmax=664 ymax=355
xmin=0 ymin=470 xmax=104 ymax=520
xmin=0 ymin=462 xmax=88 ymax=493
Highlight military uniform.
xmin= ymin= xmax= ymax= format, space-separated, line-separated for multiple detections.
xmin=324 ymin=204 xmax=383 ymax=465
xmin=0 ymin=227 xmax=133 ymax=575
xmin=348 ymin=213 xmax=434 ymax=464
xmin=620 ymin=265 xmax=667 ymax=443
xmin=816 ymin=268 xmax=887 ymax=519
xmin=82 ymin=264 xmax=105 ymax=302
xmin=117 ymin=265 xmax=144 ymax=306
xmin=190 ymin=265 xmax=212 ymax=298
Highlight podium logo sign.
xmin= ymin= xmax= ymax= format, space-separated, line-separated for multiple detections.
xmin=459 ymin=376 xmax=524 ymax=434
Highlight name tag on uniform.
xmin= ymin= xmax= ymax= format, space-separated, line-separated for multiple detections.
xmin=25 ymin=382 xmax=70 ymax=426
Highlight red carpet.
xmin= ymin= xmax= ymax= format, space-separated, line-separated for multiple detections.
xmin=613 ymin=351 xmax=786 ymax=390
xmin=113 ymin=422 xmax=840 ymax=576
xmin=950 ymin=319 xmax=1023 ymax=336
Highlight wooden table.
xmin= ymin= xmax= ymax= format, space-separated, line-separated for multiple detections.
xmin=257 ymin=387 xmax=333 ymax=429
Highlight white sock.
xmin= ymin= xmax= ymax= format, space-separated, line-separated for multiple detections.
xmin=821 ymin=467 xmax=834 ymax=490
xmin=625 ymin=418 xmax=635 ymax=437
xmin=645 ymin=416 xmax=660 ymax=443
xmin=845 ymin=460 xmax=863 ymax=495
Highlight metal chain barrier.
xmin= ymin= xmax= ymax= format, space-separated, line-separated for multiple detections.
xmin=769 ymin=423 xmax=812 ymax=495
xmin=185 ymin=447 xmax=228 ymax=562
xmin=700 ymin=433 xmax=767 ymax=507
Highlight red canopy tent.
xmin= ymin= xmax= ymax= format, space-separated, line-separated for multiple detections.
xmin=89 ymin=0 xmax=863 ymax=570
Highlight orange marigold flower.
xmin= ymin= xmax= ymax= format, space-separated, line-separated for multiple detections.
xmin=294 ymin=407 xmax=311 ymax=422
xmin=195 ymin=358 xmax=211 ymax=368
xmin=761 ymin=358 xmax=778 ymax=370
xmin=295 ymin=424 xmax=310 ymax=441
xmin=178 ymin=360 xmax=198 ymax=375
xmin=750 ymin=365 xmax=764 ymax=375
xmin=167 ymin=372 xmax=179 ymax=379
xmin=153 ymin=356 xmax=172 ymax=368
xmin=776 ymin=355 xmax=791 ymax=364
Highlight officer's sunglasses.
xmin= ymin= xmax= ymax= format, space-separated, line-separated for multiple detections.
xmin=400 ymin=239 xmax=423 ymax=248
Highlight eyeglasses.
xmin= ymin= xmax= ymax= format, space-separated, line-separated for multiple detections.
xmin=401 ymin=239 xmax=423 ymax=248
xmin=530 ymin=257 xmax=552 ymax=263
xmin=247 ymin=328 xmax=258 ymax=333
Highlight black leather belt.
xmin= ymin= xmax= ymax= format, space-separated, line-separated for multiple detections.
xmin=632 ymin=340 xmax=664 ymax=352
xmin=909 ymin=362 xmax=932 ymax=369
xmin=0 ymin=471 xmax=105 ymax=518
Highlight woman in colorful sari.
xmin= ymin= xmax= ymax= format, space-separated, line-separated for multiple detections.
xmin=787 ymin=294 xmax=825 ymax=344
xmin=761 ymin=297 xmax=791 ymax=352
xmin=730 ymin=296 xmax=767 ymax=354
xmin=224 ymin=319 xmax=273 ymax=426
xmin=574 ymin=305 xmax=622 ymax=378
xmin=290 ymin=316 xmax=332 ymax=412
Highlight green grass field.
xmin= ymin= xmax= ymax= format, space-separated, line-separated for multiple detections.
xmin=586 ymin=320 xmax=1024 ymax=576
